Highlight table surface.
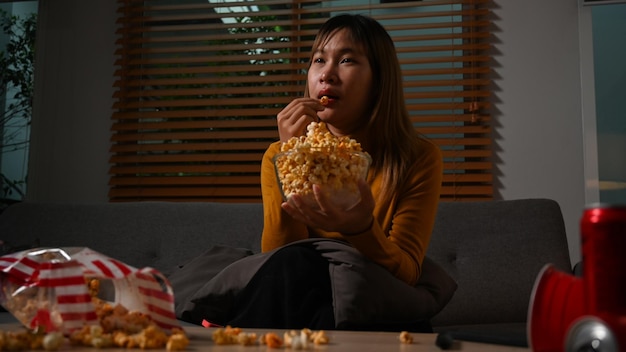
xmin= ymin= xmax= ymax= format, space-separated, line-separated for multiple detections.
xmin=0 ymin=323 xmax=530 ymax=351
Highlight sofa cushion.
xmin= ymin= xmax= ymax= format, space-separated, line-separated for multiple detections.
xmin=427 ymin=198 xmax=572 ymax=327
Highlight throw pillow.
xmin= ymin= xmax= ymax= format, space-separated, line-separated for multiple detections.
xmin=174 ymin=239 xmax=458 ymax=330
xmin=165 ymin=245 xmax=253 ymax=318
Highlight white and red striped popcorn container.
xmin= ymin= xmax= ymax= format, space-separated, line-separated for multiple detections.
xmin=0 ymin=247 xmax=180 ymax=334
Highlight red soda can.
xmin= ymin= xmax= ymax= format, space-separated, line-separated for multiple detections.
xmin=580 ymin=204 xmax=626 ymax=316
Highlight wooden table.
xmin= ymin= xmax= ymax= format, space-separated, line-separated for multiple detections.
xmin=0 ymin=323 xmax=529 ymax=351
xmin=190 ymin=327 xmax=529 ymax=352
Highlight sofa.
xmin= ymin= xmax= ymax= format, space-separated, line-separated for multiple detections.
xmin=0 ymin=198 xmax=573 ymax=345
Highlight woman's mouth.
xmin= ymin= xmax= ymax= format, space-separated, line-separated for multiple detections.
xmin=318 ymin=94 xmax=338 ymax=103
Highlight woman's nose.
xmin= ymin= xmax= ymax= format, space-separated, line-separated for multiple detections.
xmin=320 ymin=69 xmax=337 ymax=84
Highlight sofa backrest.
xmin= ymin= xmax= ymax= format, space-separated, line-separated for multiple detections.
xmin=427 ymin=198 xmax=572 ymax=327
xmin=0 ymin=198 xmax=573 ymax=328
xmin=0 ymin=201 xmax=264 ymax=273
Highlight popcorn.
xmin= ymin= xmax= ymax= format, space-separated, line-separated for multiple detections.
xmin=166 ymin=331 xmax=190 ymax=351
xmin=311 ymin=329 xmax=329 ymax=345
xmin=212 ymin=326 xmax=258 ymax=346
xmin=399 ymin=331 xmax=413 ymax=344
xmin=263 ymin=332 xmax=283 ymax=348
xmin=212 ymin=326 xmax=329 ymax=349
xmin=274 ymin=122 xmax=370 ymax=208
xmin=42 ymin=332 xmax=64 ymax=351
xmin=0 ymin=248 xmax=188 ymax=350
xmin=0 ymin=305 xmax=189 ymax=351
xmin=280 ymin=121 xmax=362 ymax=153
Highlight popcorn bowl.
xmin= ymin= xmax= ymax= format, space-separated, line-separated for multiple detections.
xmin=273 ymin=148 xmax=371 ymax=211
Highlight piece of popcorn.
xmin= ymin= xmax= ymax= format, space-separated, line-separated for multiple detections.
xmin=42 ymin=332 xmax=64 ymax=351
xmin=311 ymin=330 xmax=329 ymax=345
xmin=264 ymin=332 xmax=283 ymax=348
xmin=399 ymin=331 xmax=414 ymax=344
xmin=166 ymin=332 xmax=190 ymax=351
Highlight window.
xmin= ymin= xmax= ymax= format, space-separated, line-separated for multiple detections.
xmin=591 ymin=4 xmax=626 ymax=204
xmin=110 ymin=0 xmax=492 ymax=202
xmin=0 ymin=1 xmax=38 ymax=209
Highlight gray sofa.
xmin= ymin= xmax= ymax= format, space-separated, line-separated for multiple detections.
xmin=0 ymin=198 xmax=572 ymax=345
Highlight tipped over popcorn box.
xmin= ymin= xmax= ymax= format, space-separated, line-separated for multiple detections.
xmin=0 ymin=247 xmax=180 ymax=334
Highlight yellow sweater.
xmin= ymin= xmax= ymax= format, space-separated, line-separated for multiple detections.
xmin=260 ymin=138 xmax=443 ymax=286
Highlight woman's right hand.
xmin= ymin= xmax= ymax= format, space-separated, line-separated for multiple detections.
xmin=277 ymin=98 xmax=325 ymax=142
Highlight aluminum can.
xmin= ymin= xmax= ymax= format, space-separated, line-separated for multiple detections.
xmin=580 ymin=204 xmax=626 ymax=315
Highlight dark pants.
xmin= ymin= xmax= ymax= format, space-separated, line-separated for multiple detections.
xmin=226 ymin=245 xmax=336 ymax=330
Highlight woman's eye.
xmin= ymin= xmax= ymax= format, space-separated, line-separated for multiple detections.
xmin=340 ymin=57 xmax=354 ymax=64
xmin=313 ymin=57 xmax=324 ymax=64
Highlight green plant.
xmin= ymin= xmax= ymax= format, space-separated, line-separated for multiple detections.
xmin=0 ymin=9 xmax=36 ymax=203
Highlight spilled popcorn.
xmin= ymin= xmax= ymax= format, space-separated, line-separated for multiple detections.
xmin=0 ymin=276 xmax=189 ymax=351
xmin=212 ymin=326 xmax=329 ymax=349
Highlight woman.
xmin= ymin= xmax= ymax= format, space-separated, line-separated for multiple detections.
xmin=222 ymin=14 xmax=443 ymax=331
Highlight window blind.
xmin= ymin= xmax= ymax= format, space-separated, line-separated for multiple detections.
xmin=110 ymin=0 xmax=493 ymax=202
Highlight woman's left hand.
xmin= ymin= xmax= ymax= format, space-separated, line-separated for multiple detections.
xmin=280 ymin=179 xmax=375 ymax=235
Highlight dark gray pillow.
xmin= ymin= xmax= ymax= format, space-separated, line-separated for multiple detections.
xmin=165 ymin=245 xmax=253 ymax=318
xmin=312 ymin=240 xmax=458 ymax=328
xmin=173 ymin=240 xmax=457 ymax=329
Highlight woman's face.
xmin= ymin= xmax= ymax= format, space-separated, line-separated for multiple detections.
xmin=307 ymin=28 xmax=373 ymax=136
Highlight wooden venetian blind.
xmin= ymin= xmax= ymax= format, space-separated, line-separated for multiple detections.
xmin=110 ymin=0 xmax=492 ymax=202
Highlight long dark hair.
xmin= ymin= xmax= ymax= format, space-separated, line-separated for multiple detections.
xmin=305 ymin=14 xmax=423 ymax=205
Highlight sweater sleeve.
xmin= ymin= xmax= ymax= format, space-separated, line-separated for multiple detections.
xmin=341 ymin=139 xmax=443 ymax=285
xmin=260 ymin=142 xmax=309 ymax=252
